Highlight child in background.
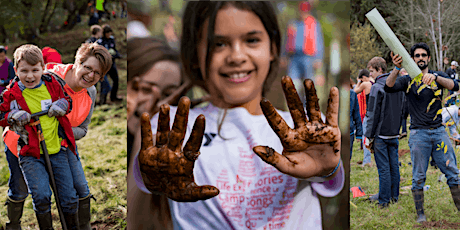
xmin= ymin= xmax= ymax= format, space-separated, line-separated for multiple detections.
xmin=85 ymin=25 xmax=103 ymax=44
xmin=128 ymin=2 xmax=344 ymax=229
xmin=0 ymin=44 xmax=79 ymax=229
xmin=97 ymin=24 xmax=122 ymax=104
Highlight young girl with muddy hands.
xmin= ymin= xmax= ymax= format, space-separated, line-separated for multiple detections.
xmin=131 ymin=2 xmax=343 ymax=229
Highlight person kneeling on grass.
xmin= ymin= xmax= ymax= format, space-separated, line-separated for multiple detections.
xmin=0 ymin=44 xmax=79 ymax=229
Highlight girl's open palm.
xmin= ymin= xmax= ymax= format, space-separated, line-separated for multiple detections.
xmin=253 ymin=76 xmax=341 ymax=179
xmin=138 ymin=97 xmax=219 ymax=202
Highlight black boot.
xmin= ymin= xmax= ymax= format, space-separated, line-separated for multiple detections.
xmin=449 ymin=185 xmax=460 ymax=211
xmin=78 ymin=195 xmax=92 ymax=230
xmin=64 ymin=212 xmax=80 ymax=230
xmin=412 ymin=189 xmax=427 ymax=223
xmin=5 ymin=198 xmax=24 ymax=230
xmin=35 ymin=211 xmax=54 ymax=230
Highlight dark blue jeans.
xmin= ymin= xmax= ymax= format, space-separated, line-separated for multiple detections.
xmin=408 ymin=127 xmax=460 ymax=190
xmin=8 ymin=146 xmax=90 ymax=203
xmin=373 ymin=137 xmax=400 ymax=205
xmin=99 ymin=75 xmax=112 ymax=96
xmin=350 ymin=134 xmax=354 ymax=159
xmin=5 ymin=146 xmax=28 ymax=202
xmin=67 ymin=147 xmax=90 ymax=199
xmin=19 ymin=147 xmax=79 ymax=214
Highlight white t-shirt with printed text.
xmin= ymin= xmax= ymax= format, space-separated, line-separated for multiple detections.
xmin=134 ymin=103 xmax=344 ymax=230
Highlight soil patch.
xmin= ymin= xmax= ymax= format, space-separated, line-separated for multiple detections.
xmin=414 ymin=219 xmax=460 ymax=229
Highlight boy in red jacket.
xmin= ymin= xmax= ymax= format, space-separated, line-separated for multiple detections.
xmin=0 ymin=44 xmax=79 ymax=229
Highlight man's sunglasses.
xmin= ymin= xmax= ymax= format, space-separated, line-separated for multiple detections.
xmin=415 ymin=53 xmax=428 ymax=58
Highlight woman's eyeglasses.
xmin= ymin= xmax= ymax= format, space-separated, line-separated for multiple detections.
xmin=82 ymin=64 xmax=101 ymax=78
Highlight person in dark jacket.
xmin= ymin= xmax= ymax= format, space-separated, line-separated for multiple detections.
xmin=445 ymin=61 xmax=458 ymax=106
xmin=386 ymin=43 xmax=460 ymax=223
xmin=350 ymin=88 xmax=362 ymax=160
xmin=97 ymin=24 xmax=122 ymax=103
xmin=365 ymin=57 xmax=405 ymax=208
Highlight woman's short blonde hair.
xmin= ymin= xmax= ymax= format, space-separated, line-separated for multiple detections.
xmin=75 ymin=43 xmax=112 ymax=76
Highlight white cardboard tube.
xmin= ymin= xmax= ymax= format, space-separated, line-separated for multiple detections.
xmin=365 ymin=8 xmax=422 ymax=79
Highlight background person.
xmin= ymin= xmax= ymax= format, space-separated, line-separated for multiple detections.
xmin=354 ymin=68 xmax=374 ymax=167
xmin=364 ymin=57 xmax=404 ymax=208
xmin=126 ymin=37 xmax=188 ymax=168
xmin=97 ymin=24 xmax=122 ymax=104
xmin=0 ymin=46 xmax=16 ymax=93
xmin=284 ymin=1 xmax=324 ymax=105
xmin=445 ymin=61 xmax=459 ymax=106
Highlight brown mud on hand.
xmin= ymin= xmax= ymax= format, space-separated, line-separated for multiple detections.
xmin=255 ymin=76 xmax=341 ymax=179
xmin=139 ymin=97 xmax=220 ymax=202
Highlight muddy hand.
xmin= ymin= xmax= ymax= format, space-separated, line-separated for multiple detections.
xmin=138 ymin=97 xmax=219 ymax=202
xmin=253 ymin=76 xmax=341 ymax=179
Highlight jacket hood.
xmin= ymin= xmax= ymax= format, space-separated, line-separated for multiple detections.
xmin=374 ymin=73 xmax=390 ymax=86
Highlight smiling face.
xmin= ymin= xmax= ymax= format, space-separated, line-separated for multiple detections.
xmin=74 ymin=56 xmax=103 ymax=89
xmin=16 ymin=61 xmax=43 ymax=89
xmin=413 ymin=48 xmax=430 ymax=70
xmin=197 ymin=6 xmax=274 ymax=109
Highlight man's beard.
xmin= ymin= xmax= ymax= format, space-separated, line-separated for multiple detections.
xmin=418 ymin=61 xmax=428 ymax=70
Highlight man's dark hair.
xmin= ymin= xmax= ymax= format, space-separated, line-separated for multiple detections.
xmin=410 ymin=43 xmax=431 ymax=58
xmin=358 ymin=69 xmax=370 ymax=79
xmin=0 ymin=46 xmax=6 ymax=54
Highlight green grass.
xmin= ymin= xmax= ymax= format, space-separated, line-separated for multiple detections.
xmin=0 ymin=17 xmax=127 ymax=229
xmin=350 ymin=120 xmax=460 ymax=229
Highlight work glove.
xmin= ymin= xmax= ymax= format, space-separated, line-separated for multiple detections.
xmin=8 ymin=109 xmax=31 ymax=126
xmin=48 ymin=98 xmax=69 ymax=117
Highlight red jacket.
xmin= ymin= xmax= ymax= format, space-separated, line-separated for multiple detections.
xmin=0 ymin=74 xmax=76 ymax=159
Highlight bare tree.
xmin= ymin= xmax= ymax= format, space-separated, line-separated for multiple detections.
xmin=384 ymin=0 xmax=421 ymax=49
xmin=414 ymin=0 xmax=460 ymax=71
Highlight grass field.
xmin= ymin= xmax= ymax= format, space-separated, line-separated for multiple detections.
xmin=350 ymin=120 xmax=460 ymax=229
xmin=0 ymin=16 xmax=127 ymax=229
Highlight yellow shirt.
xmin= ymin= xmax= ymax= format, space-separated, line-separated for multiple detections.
xmin=23 ymin=84 xmax=62 ymax=155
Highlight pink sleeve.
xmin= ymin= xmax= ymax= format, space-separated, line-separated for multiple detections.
xmin=311 ymin=163 xmax=345 ymax=197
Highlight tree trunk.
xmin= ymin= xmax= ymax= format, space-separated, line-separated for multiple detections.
xmin=43 ymin=0 xmax=59 ymax=32
xmin=39 ymin=0 xmax=53 ymax=33
xmin=0 ymin=25 xmax=7 ymax=43
xmin=410 ymin=0 xmax=414 ymax=45
xmin=437 ymin=0 xmax=443 ymax=71
xmin=20 ymin=0 xmax=39 ymax=41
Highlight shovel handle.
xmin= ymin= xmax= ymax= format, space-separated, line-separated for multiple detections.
xmin=30 ymin=110 xmax=49 ymax=119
